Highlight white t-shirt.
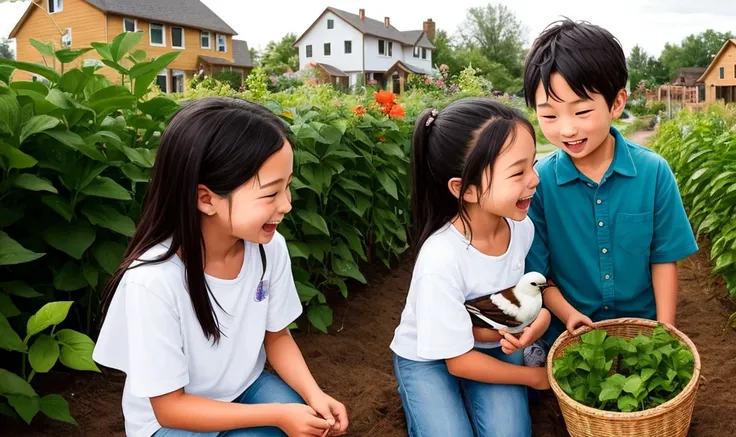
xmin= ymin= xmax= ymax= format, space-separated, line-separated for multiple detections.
xmin=389 ymin=217 xmax=535 ymax=362
xmin=92 ymin=232 xmax=302 ymax=437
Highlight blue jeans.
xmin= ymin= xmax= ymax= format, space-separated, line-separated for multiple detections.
xmin=393 ymin=348 xmax=531 ymax=437
xmin=153 ymin=371 xmax=305 ymax=437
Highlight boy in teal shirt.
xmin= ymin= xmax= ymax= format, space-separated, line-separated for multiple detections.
xmin=522 ymin=19 xmax=698 ymax=349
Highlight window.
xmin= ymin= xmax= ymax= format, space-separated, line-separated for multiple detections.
xmin=413 ymin=47 xmax=420 ymax=58
xmin=217 ymin=34 xmax=226 ymax=52
xmin=306 ymin=45 xmax=312 ymax=58
xmin=388 ymin=41 xmax=393 ymax=57
xmin=48 ymin=0 xmax=63 ymax=14
xmin=720 ymin=66 xmax=725 ymax=79
xmin=123 ymin=18 xmax=137 ymax=32
xmin=61 ymin=28 xmax=72 ymax=47
xmin=150 ymin=23 xmax=165 ymax=46
xmin=422 ymin=48 xmax=427 ymax=59
xmin=156 ymin=70 xmax=168 ymax=93
xmin=324 ymin=43 xmax=331 ymax=56
xmin=171 ymin=27 xmax=184 ymax=49
xmin=344 ymin=40 xmax=352 ymax=54
xmin=327 ymin=19 xmax=334 ymax=29
xmin=201 ymin=31 xmax=210 ymax=49
xmin=378 ymin=40 xmax=392 ymax=56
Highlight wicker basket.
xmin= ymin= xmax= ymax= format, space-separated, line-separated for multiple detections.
xmin=546 ymin=318 xmax=701 ymax=437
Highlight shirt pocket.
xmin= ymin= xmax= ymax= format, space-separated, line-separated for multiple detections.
xmin=615 ymin=212 xmax=654 ymax=255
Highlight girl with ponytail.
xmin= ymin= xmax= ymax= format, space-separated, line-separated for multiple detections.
xmin=390 ymin=97 xmax=550 ymax=437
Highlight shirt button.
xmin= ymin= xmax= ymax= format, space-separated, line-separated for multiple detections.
xmin=598 ymin=221 xmax=604 ymax=227
xmin=602 ymin=248 xmax=608 ymax=254
xmin=597 ymin=199 xmax=602 ymax=204
xmin=604 ymin=305 xmax=609 ymax=311
xmin=605 ymin=274 xmax=611 ymax=280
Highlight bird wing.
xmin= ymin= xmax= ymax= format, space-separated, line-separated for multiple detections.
xmin=465 ymin=289 xmax=523 ymax=329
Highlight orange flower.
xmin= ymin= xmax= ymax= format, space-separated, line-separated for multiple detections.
xmin=375 ymin=89 xmax=396 ymax=105
xmin=389 ymin=104 xmax=405 ymax=119
xmin=380 ymin=103 xmax=392 ymax=115
xmin=352 ymin=105 xmax=366 ymax=117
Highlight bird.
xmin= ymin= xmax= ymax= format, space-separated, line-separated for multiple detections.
xmin=464 ymin=272 xmax=549 ymax=335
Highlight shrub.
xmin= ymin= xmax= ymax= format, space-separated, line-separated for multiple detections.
xmin=0 ymin=32 xmax=181 ymax=425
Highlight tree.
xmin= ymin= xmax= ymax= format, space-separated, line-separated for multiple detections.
xmin=628 ymin=45 xmax=669 ymax=89
xmin=0 ymin=38 xmax=14 ymax=60
xmin=456 ymin=4 xmax=526 ymax=77
xmin=659 ymin=30 xmax=734 ymax=76
xmin=249 ymin=47 xmax=260 ymax=66
xmin=431 ymin=29 xmax=462 ymax=76
xmin=259 ymin=33 xmax=298 ymax=76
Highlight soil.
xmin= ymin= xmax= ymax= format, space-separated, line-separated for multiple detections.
xmin=4 ymin=131 xmax=736 ymax=437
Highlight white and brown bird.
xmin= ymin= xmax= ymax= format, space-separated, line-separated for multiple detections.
xmin=465 ymin=272 xmax=549 ymax=335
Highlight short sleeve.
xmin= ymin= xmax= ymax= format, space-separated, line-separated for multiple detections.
xmin=415 ymin=274 xmax=475 ymax=360
xmin=525 ymin=182 xmax=550 ymax=276
xmin=650 ymin=158 xmax=698 ymax=263
xmin=93 ymin=281 xmax=189 ymax=399
xmin=265 ymin=235 xmax=303 ymax=332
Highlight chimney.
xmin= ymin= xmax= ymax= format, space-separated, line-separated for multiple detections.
xmin=423 ymin=18 xmax=436 ymax=42
xmin=359 ymin=9 xmax=365 ymax=20
xmin=384 ymin=17 xmax=390 ymax=28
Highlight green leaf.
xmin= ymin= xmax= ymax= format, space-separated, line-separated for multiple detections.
xmin=122 ymin=146 xmax=156 ymax=168
xmin=56 ymin=329 xmax=100 ymax=372
xmin=138 ymin=96 xmax=179 ymax=120
xmin=617 ymin=395 xmax=639 ymax=412
xmin=377 ymin=141 xmax=405 ymax=158
xmin=287 ymin=242 xmax=310 ymax=259
xmin=0 ymin=65 xmax=13 ymax=84
xmin=121 ymin=163 xmax=150 ymax=183
xmin=111 ymin=31 xmax=144 ymax=62
xmin=0 ymin=292 xmax=20 ymax=318
xmin=376 ymin=171 xmax=398 ymax=199
xmin=623 ymin=374 xmax=643 ymax=394
xmin=29 ymin=335 xmax=60 ymax=373
xmin=0 ymin=231 xmax=45 ymax=265
xmin=20 ymin=115 xmax=60 ymax=144
xmin=296 ymin=210 xmax=329 ymax=236
xmin=55 ymin=48 xmax=94 ymax=64
xmin=332 ymin=258 xmax=367 ymax=284
xmin=641 ymin=368 xmax=656 ymax=382
xmin=307 ymin=303 xmax=333 ymax=334
xmin=44 ymin=129 xmax=107 ymax=162
xmin=80 ymin=177 xmax=131 ymax=200
xmin=43 ymin=220 xmax=96 ymax=259
xmin=0 ymin=206 xmax=24 ymax=228
xmin=0 ymin=93 xmax=20 ymax=136
xmin=581 ymin=329 xmax=607 ymax=346
xmin=59 ymin=69 xmax=89 ymax=95
xmin=41 ymin=195 xmax=74 ymax=222
xmin=82 ymin=261 xmax=98 ymax=288
xmin=133 ymin=52 xmax=181 ymax=97
xmin=30 ymin=39 xmax=56 ymax=58
xmin=7 ymin=395 xmax=40 ymax=425
xmin=1 ymin=281 xmax=41 ymax=298
xmin=91 ymin=42 xmax=113 ymax=62
xmin=0 ymin=369 xmax=37 ymax=397
xmin=91 ymin=240 xmax=126 ymax=275
xmin=0 ymin=313 xmax=26 ymax=352
xmin=40 ymin=394 xmax=77 ymax=425
xmin=13 ymin=173 xmax=57 ymax=193
xmin=82 ymin=203 xmax=136 ymax=237
xmin=296 ymin=281 xmax=319 ymax=302
xmin=26 ymin=301 xmax=74 ymax=338
xmin=54 ymin=261 xmax=88 ymax=291
xmin=0 ymin=142 xmax=38 ymax=170
xmin=0 ymin=59 xmax=60 ymax=83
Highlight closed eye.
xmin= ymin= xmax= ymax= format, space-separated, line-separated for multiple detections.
xmin=541 ymin=115 xmax=556 ymax=119
xmin=576 ymin=110 xmax=593 ymax=116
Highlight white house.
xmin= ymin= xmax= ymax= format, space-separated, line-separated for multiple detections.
xmin=293 ymin=7 xmax=436 ymax=93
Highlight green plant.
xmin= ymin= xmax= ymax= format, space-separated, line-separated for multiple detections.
xmin=552 ymin=326 xmax=694 ymax=412
xmin=0 ymin=32 xmax=180 ymax=424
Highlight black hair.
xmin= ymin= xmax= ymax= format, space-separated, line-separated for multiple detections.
xmin=523 ymin=18 xmax=628 ymax=109
xmin=99 ymin=97 xmax=292 ymax=344
xmin=410 ymin=97 xmax=536 ymax=258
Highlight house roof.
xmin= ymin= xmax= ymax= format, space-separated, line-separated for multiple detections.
xmin=672 ymin=67 xmax=707 ymax=86
xmin=316 ymin=63 xmax=348 ymax=77
xmin=294 ymin=7 xmax=435 ymax=49
xmin=10 ymin=0 xmax=237 ymax=38
xmin=697 ymin=39 xmax=736 ymax=83
xmin=199 ymin=40 xmax=252 ymax=68
xmin=385 ymin=60 xmax=431 ymax=77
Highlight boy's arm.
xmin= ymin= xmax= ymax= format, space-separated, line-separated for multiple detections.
xmin=651 ymin=263 xmax=678 ymax=325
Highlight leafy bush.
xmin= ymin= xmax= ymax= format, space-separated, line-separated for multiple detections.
xmin=0 ymin=32 xmax=180 ymax=425
xmin=552 ymin=326 xmax=694 ymax=412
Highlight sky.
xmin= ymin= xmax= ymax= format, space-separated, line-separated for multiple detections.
xmin=1 ymin=0 xmax=735 ymax=59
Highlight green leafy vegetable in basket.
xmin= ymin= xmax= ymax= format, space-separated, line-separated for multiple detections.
xmin=552 ymin=324 xmax=694 ymax=412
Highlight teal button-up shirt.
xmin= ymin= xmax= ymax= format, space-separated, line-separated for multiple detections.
xmin=526 ymin=127 xmax=698 ymax=345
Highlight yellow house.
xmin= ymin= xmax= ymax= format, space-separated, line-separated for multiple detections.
xmin=697 ymin=39 xmax=736 ymax=104
xmin=8 ymin=0 xmax=253 ymax=91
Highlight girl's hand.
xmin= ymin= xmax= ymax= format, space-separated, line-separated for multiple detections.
xmin=499 ymin=309 xmax=551 ymax=355
xmin=305 ymin=391 xmax=349 ymax=436
xmin=565 ymin=310 xmax=595 ymax=334
xmin=277 ymin=404 xmax=332 ymax=437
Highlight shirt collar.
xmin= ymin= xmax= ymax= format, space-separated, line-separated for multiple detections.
xmin=554 ymin=125 xmax=637 ymax=185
